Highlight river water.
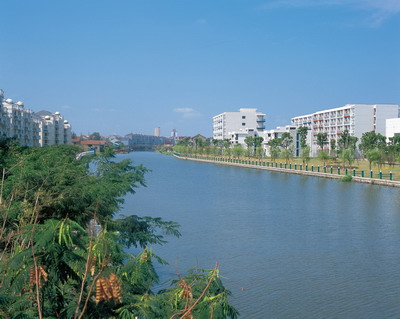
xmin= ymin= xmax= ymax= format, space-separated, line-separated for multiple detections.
xmin=118 ymin=152 xmax=400 ymax=318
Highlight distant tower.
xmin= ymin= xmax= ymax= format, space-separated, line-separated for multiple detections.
xmin=154 ymin=127 xmax=160 ymax=137
xmin=171 ymin=128 xmax=177 ymax=138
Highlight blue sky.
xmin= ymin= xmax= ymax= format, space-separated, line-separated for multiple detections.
xmin=1 ymin=0 xmax=399 ymax=137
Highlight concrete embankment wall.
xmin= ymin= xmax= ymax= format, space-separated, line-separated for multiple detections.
xmin=174 ymin=155 xmax=400 ymax=188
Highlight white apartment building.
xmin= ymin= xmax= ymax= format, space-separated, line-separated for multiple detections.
xmin=213 ymin=108 xmax=266 ymax=140
xmin=386 ymin=118 xmax=400 ymax=140
xmin=261 ymin=125 xmax=305 ymax=156
xmin=0 ymin=89 xmax=72 ymax=147
xmin=291 ymin=104 xmax=399 ymax=155
xmin=228 ymin=128 xmax=258 ymax=146
xmin=0 ymin=90 xmax=40 ymax=147
xmin=34 ymin=111 xmax=72 ymax=146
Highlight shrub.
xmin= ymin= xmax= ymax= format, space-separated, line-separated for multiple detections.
xmin=341 ymin=174 xmax=352 ymax=182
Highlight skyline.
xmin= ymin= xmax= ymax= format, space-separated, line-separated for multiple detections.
xmin=1 ymin=0 xmax=399 ymax=137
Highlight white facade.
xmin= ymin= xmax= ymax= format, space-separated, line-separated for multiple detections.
xmin=0 ymin=90 xmax=40 ymax=146
xmin=35 ymin=111 xmax=72 ymax=146
xmin=291 ymin=104 xmax=399 ymax=155
xmin=0 ymin=89 xmax=72 ymax=147
xmin=213 ymin=108 xmax=266 ymax=140
xmin=386 ymin=118 xmax=400 ymax=140
xmin=228 ymin=128 xmax=258 ymax=146
xmin=261 ymin=125 xmax=306 ymax=156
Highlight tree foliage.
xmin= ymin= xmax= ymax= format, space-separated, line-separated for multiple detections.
xmin=298 ymin=126 xmax=308 ymax=149
xmin=0 ymin=143 xmax=237 ymax=319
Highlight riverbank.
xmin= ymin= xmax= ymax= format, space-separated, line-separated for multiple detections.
xmin=174 ymin=153 xmax=400 ymax=188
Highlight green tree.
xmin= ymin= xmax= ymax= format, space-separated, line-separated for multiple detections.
xmin=281 ymin=148 xmax=293 ymax=164
xmin=244 ymin=136 xmax=254 ymax=156
xmin=270 ymin=148 xmax=280 ymax=162
xmin=301 ymin=146 xmax=310 ymax=165
xmin=268 ymin=138 xmax=281 ymax=162
xmin=298 ymin=126 xmax=308 ymax=149
xmin=341 ymin=149 xmax=355 ymax=168
xmin=89 ymin=132 xmax=102 ymax=140
xmin=232 ymin=144 xmax=244 ymax=159
xmin=338 ymin=130 xmax=358 ymax=151
xmin=318 ymin=150 xmax=330 ymax=167
xmin=255 ymin=146 xmax=264 ymax=159
xmin=330 ymin=139 xmax=337 ymax=160
xmin=280 ymin=132 xmax=293 ymax=150
xmin=253 ymin=136 xmax=264 ymax=150
xmin=359 ymin=131 xmax=386 ymax=154
xmin=365 ymin=149 xmax=382 ymax=171
xmin=0 ymin=145 xmax=238 ymax=319
xmin=316 ymin=133 xmax=328 ymax=150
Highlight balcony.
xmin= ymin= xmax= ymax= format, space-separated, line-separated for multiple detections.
xmin=256 ymin=118 xmax=265 ymax=123
xmin=257 ymin=125 xmax=265 ymax=130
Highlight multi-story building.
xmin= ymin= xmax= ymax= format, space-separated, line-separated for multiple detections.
xmin=261 ymin=125 xmax=306 ymax=156
xmin=291 ymin=104 xmax=399 ymax=155
xmin=213 ymin=108 xmax=266 ymax=140
xmin=34 ymin=111 xmax=72 ymax=146
xmin=0 ymin=89 xmax=72 ymax=147
xmin=0 ymin=90 xmax=40 ymax=147
xmin=386 ymin=118 xmax=400 ymax=140
xmin=228 ymin=128 xmax=258 ymax=146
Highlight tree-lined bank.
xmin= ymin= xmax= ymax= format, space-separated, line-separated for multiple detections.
xmin=0 ymin=141 xmax=237 ymax=319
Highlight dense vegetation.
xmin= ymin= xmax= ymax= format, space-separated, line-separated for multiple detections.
xmin=173 ymin=130 xmax=400 ymax=170
xmin=0 ymin=141 xmax=238 ymax=319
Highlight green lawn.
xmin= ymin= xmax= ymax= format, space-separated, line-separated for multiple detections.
xmin=191 ymin=153 xmax=400 ymax=181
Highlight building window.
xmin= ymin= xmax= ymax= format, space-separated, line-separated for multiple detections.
xmin=242 ymin=123 xmax=245 ymax=126
xmin=242 ymin=116 xmax=246 ymax=119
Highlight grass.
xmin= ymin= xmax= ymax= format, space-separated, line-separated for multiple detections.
xmin=188 ymin=153 xmax=400 ymax=181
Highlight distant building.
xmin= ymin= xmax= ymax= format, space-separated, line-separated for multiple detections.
xmin=291 ymin=104 xmax=399 ymax=155
xmin=213 ymin=108 xmax=266 ymax=140
xmin=80 ymin=140 xmax=107 ymax=153
xmin=154 ymin=127 xmax=160 ymax=137
xmin=386 ymin=118 xmax=400 ymax=140
xmin=0 ymin=89 xmax=72 ymax=147
xmin=128 ymin=134 xmax=172 ymax=150
xmin=34 ymin=111 xmax=72 ymax=146
xmin=261 ymin=125 xmax=308 ymax=157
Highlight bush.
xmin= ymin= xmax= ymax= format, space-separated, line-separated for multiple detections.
xmin=341 ymin=174 xmax=352 ymax=182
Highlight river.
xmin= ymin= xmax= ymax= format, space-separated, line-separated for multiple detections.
xmin=118 ymin=152 xmax=400 ymax=318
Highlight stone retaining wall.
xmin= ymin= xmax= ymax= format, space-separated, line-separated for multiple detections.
xmin=174 ymin=155 xmax=400 ymax=188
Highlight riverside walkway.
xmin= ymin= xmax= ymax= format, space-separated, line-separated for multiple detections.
xmin=174 ymin=153 xmax=400 ymax=188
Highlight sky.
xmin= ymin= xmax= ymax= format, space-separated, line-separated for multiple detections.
xmin=1 ymin=0 xmax=399 ymax=137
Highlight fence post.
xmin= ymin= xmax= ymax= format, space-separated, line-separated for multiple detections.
xmin=361 ymin=170 xmax=364 ymax=177
xmin=390 ymin=171 xmax=393 ymax=180
xmin=370 ymin=170 xmax=373 ymax=178
xmin=379 ymin=170 xmax=382 ymax=179
xmin=352 ymin=169 xmax=355 ymax=176
xmin=338 ymin=168 xmax=340 ymax=175
xmin=324 ymin=166 xmax=326 ymax=173
xmin=330 ymin=167 xmax=333 ymax=174
xmin=300 ymin=165 xmax=303 ymax=170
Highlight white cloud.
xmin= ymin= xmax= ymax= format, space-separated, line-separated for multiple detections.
xmin=261 ymin=0 xmax=400 ymax=25
xmin=61 ymin=105 xmax=71 ymax=110
xmin=173 ymin=108 xmax=201 ymax=118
